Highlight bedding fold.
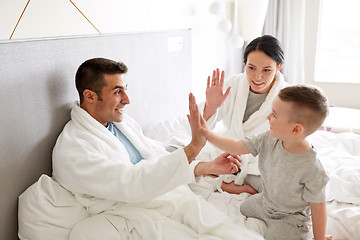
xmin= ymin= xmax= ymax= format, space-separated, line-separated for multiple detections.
xmin=308 ymin=130 xmax=360 ymax=205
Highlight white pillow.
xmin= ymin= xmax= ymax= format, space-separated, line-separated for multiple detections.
xmin=18 ymin=174 xmax=89 ymax=240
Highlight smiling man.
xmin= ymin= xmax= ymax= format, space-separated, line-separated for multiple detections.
xmin=51 ymin=58 xmax=263 ymax=240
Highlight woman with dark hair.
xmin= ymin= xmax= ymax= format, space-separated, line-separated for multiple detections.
xmin=196 ymin=35 xmax=289 ymax=195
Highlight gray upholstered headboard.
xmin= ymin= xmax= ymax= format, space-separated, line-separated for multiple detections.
xmin=0 ymin=29 xmax=192 ymax=240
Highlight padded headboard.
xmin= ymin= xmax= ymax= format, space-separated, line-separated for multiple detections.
xmin=0 ymin=29 xmax=192 ymax=240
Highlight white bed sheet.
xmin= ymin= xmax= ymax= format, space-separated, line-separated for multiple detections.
xmin=18 ymin=175 xmax=265 ymax=240
xmin=18 ymin=124 xmax=360 ymax=239
xmin=326 ymin=200 xmax=360 ymax=240
xmin=309 ymin=130 xmax=360 ymax=240
xmin=308 ymin=130 xmax=360 ymax=205
xmin=145 ymin=120 xmax=360 ymax=240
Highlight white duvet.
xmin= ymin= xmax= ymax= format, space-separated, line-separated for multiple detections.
xmin=307 ymin=130 xmax=360 ymax=205
xmin=18 ymin=101 xmax=360 ymax=239
xmin=308 ymin=130 xmax=360 ymax=240
xmin=147 ymin=117 xmax=360 ymax=239
xmin=18 ymin=174 xmax=266 ymax=240
xmin=18 ymin=102 xmax=264 ymax=240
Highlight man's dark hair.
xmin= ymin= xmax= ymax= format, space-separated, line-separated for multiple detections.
xmin=75 ymin=58 xmax=128 ymax=103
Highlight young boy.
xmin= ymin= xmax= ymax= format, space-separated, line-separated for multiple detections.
xmin=188 ymin=85 xmax=332 ymax=240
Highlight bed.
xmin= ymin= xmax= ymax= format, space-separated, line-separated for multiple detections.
xmin=1 ymin=30 xmax=359 ymax=240
xmin=145 ymin=109 xmax=360 ymax=240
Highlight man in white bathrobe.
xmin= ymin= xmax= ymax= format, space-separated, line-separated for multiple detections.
xmin=52 ymin=58 xmax=264 ymax=240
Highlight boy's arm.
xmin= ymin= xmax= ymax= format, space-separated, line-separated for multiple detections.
xmin=310 ymin=202 xmax=327 ymax=240
xmin=207 ymin=132 xmax=251 ymax=156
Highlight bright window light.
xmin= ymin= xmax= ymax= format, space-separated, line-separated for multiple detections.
xmin=315 ymin=0 xmax=360 ymax=83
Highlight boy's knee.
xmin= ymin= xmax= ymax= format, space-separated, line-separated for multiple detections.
xmin=240 ymin=197 xmax=251 ymax=216
xmin=240 ymin=193 xmax=261 ymax=217
xmin=265 ymin=229 xmax=302 ymax=240
xmin=265 ymin=220 xmax=306 ymax=240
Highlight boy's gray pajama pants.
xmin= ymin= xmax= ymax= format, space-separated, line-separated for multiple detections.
xmin=240 ymin=193 xmax=311 ymax=240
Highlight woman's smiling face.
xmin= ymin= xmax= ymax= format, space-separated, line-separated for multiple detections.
xmin=245 ymin=50 xmax=282 ymax=94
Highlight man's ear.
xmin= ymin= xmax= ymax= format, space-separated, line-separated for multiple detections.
xmin=292 ymin=123 xmax=304 ymax=136
xmin=83 ymin=89 xmax=97 ymax=104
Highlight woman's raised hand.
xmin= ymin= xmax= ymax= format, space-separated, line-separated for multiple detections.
xmin=203 ymin=68 xmax=231 ymax=121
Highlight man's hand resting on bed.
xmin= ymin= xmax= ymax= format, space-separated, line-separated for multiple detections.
xmin=194 ymin=153 xmax=241 ymax=176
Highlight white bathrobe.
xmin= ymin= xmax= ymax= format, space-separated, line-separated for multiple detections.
xmin=52 ymin=103 xmax=263 ymax=240
xmin=207 ymin=72 xmax=287 ymax=140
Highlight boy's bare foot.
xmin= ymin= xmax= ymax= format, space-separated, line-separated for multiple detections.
xmin=221 ymin=182 xmax=258 ymax=195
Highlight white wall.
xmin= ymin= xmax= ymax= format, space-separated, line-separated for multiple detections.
xmin=2 ymin=0 xmax=358 ymax=108
xmin=1 ymin=0 xmax=245 ymax=102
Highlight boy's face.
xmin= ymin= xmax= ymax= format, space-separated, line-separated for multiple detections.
xmin=267 ymin=96 xmax=295 ymax=140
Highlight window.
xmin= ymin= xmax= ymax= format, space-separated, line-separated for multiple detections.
xmin=315 ymin=0 xmax=360 ymax=83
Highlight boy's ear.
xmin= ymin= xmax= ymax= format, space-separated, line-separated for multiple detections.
xmin=292 ymin=123 xmax=304 ymax=136
xmin=83 ymin=89 xmax=97 ymax=103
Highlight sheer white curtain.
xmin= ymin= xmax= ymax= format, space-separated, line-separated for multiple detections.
xmin=262 ymin=0 xmax=305 ymax=85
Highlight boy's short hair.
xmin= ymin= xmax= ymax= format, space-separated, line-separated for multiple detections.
xmin=278 ymin=85 xmax=329 ymax=134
